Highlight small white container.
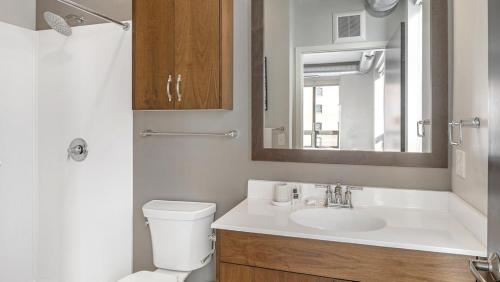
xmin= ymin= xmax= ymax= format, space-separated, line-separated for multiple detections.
xmin=273 ymin=183 xmax=292 ymax=203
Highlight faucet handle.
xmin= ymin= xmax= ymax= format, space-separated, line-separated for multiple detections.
xmin=315 ymin=184 xmax=331 ymax=189
xmin=343 ymin=186 xmax=363 ymax=208
xmin=346 ymin=186 xmax=364 ymax=192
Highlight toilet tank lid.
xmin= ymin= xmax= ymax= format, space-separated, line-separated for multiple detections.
xmin=143 ymin=200 xmax=216 ymax=220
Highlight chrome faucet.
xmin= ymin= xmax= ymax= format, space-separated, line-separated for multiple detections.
xmin=333 ymin=183 xmax=343 ymax=205
xmin=315 ymin=184 xmax=334 ymax=207
xmin=316 ymin=183 xmax=363 ymax=208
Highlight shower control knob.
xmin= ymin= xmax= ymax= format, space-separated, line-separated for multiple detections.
xmin=67 ymin=138 xmax=88 ymax=162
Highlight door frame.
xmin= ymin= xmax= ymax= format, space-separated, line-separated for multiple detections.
xmin=488 ymin=0 xmax=500 ymax=255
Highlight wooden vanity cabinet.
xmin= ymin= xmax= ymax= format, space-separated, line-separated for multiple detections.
xmin=216 ymin=230 xmax=476 ymax=282
xmin=133 ymin=0 xmax=233 ymax=110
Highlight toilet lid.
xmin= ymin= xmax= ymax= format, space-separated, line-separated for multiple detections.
xmin=119 ymin=271 xmax=178 ymax=282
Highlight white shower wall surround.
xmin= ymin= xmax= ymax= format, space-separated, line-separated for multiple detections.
xmin=0 ymin=21 xmax=133 ymax=282
xmin=37 ymin=22 xmax=133 ymax=282
xmin=0 ymin=21 xmax=37 ymax=282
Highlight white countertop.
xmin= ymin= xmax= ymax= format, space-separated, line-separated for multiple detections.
xmin=212 ymin=180 xmax=487 ymax=257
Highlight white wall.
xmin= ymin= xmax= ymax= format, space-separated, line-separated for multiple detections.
xmin=37 ymin=23 xmax=133 ymax=282
xmin=0 ymin=21 xmax=36 ymax=282
xmin=452 ymin=0 xmax=489 ymax=214
xmin=339 ymin=70 xmax=375 ymax=151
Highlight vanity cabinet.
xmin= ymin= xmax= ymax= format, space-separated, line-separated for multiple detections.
xmin=216 ymin=230 xmax=476 ymax=282
xmin=133 ymin=0 xmax=233 ymax=110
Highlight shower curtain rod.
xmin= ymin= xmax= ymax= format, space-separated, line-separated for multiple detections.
xmin=56 ymin=0 xmax=130 ymax=30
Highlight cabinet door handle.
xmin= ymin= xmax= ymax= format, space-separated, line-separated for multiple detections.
xmin=176 ymin=74 xmax=182 ymax=102
xmin=166 ymin=75 xmax=173 ymax=102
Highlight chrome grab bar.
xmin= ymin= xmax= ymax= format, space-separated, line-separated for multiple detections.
xmin=140 ymin=129 xmax=239 ymax=139
xmin=448 ymin=117 xmax=481 ymax=146
xmin=469 ymin=253 xmax=500 ymax=282
xmin=272 ymin=126 xmax=286 ymax=132
xmin=417 ymin=120 xmax=431 ymax=137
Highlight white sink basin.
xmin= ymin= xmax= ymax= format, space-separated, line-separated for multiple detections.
xmin=290 ymin=208 xmax=386 ymax=232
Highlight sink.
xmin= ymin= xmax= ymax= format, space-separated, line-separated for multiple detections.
xmin=290 ymin=208 xmax=386 ymax=232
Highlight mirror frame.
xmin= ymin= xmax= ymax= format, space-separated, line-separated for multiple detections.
xmin=252 ymin=0 xmax=449 ymax=168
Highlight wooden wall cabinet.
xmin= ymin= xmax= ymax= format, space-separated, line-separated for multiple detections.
xmin=133 ymin=0 xmax=233 ymax=110
xmin=216 ymin=230 xmax=476 ymax=282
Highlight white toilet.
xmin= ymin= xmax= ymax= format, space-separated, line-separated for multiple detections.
xmin=120 ymin=200 xmax=217 ymax=282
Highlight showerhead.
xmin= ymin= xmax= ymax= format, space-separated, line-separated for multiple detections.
xmin=43 ymin=11 xmax=73 ymax=36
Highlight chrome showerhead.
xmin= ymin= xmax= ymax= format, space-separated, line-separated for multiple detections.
xmin=43 ymin=11 xmax=73 ymax=36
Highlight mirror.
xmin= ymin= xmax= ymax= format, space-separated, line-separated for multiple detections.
xmin=253 ymin=0 xmax=449 ymax=167
xmin=264 ymin=0 xmax=432 ymax=152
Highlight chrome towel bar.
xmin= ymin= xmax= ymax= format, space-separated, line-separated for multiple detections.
xmin=140 ymin=129 xmax=239 ymax=139
xmin=272 ymin=126 xmax=286 ymax=132
xmin=448 ymin=117 xmax=481 ymax=146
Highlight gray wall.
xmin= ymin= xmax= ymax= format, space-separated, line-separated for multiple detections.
xmin=452 ymin=0 xmax=489 ymax=214
xmin=293 ymin=0 xmax=404 ymax=47
xmin=36 ymin=0 xmax=131 ymax=30
xmin=133 ymin=1 xmax=450 ymax=281
xmin=263 ymin=0 xmax=292 ymax=148
xmin=0 ymin=0 xmax=36 ymax=29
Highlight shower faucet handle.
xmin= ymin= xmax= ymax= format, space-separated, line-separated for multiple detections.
xmin=67 ymin=138 xmax=88 ymax=162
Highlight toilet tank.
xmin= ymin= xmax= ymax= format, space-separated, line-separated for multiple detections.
xmin=142 ymin=200 xmax=216 ymax=272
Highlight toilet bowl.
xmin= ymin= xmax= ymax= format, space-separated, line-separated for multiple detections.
xmin=119 ymin=201 xmax=216 ymax=282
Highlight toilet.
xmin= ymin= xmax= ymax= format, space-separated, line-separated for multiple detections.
xmin=120 ymin=200 xmax=217 ymax=282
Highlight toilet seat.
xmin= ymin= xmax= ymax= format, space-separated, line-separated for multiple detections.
xmin=118 ymin=271 xmax=178 ymax=282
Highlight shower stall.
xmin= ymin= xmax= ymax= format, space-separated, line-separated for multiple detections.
xmin=0 ymin=2 xmax=133 ymax=282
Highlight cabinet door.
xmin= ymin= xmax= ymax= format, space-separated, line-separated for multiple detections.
xmin=174 ymin=0 xmax=221 ymax=109
xmin=220 ymin=263 xmax=254 ymax=282
xmin=133 ymin=0 xmax=175 ymax=110
xmin=254 ymin=267 xmax=335 ymax=282
xmin=219 ymin=263 xmax=352 ymax=282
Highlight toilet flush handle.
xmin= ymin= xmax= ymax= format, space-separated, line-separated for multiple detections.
xmin=201 ymin=233 xmax=216 ymax=264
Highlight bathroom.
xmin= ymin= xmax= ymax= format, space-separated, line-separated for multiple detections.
xmin=0 ymin=0 xmax=499 ymax=281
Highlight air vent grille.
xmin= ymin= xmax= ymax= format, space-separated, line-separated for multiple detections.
xmin=338 ymin=15 xmax=361 ymax=38
xmin=335 ymin=11 xmax=366 ymax=42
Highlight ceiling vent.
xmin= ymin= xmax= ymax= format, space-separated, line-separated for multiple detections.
xmin=334 ymin=11 xmax=366 ymax=43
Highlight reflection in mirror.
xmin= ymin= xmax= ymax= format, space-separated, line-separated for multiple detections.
xmin=263 ymin=0 xmax=432 ymax=153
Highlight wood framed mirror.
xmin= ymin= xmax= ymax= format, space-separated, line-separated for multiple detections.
xmin=252 ymin=0 xmax=448 ymax=168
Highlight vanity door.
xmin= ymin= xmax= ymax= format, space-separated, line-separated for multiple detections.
xmin=254 ymin=267 xmax=350 ymax=282
xmin=219 ymin=263 xmax=353 ymax=282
